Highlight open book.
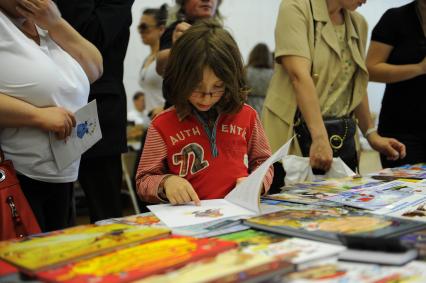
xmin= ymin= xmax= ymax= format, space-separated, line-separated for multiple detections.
xmin=147 ymin=138 xmax=293 ymax=228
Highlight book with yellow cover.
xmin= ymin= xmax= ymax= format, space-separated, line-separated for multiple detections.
xmin=37 ymin=236 xmax=237 ymax=283
xmin=0 ymin=224 xmax=170 ymax=273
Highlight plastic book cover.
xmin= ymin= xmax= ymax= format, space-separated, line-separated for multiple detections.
xmin=217 ymin=229 xmax=345 ymax=265
xmin=372 ymin=163 xmax=426 ymax=180
xmin=244 ymin=205 xmax=426 ymax=245
xmin=325 ymin=180 xmax=426 ymax=210
xmin=37 ymin=236 xmax=237 ymax=283
xmin=285 ymin=260 xmax=426 ymax=283
xmin=0 ymin=224 xmax=170 ymax=273
xmin=134 ymin=249 xmax=294 ymax=283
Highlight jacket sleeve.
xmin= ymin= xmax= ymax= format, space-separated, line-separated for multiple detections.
xmin=56 ymin=0 xmax=134 ymax=52
xmin=135 ymin=125 xmax=170 ymax=203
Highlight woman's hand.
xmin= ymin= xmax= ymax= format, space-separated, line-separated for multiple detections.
xmin=16 ymin=0 xmax=62 ymax=30
xmin=164 ymin=175 xmax=201 ymax=205
xmin=367 ymin=132 xmax=406 ymax=161
xmin=309 ymin=136 xmax=333 ymax=172
xmin=34 ymin=106 xmax=76 ymax=140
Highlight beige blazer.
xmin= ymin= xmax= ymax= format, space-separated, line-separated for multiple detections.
xmin=262 ymin=0 xmax=369 ymax=154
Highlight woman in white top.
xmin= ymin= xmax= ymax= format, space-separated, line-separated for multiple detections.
xmin=138 ymin=4 xmax=168 ymax=118
xmin=0 ymin=0 xmax=102 ymax=232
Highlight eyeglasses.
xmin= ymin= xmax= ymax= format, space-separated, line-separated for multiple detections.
xmin=191 ymin=89 xmax=225 ymax=99
xmin=138 ymin=23 xmax=158 ymax=33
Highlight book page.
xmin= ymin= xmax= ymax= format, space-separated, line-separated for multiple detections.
xmin=224 ymin=137 xmax=293 ymax=213
xmin=148 ymin=199 xmax=255 ymax=228
xmin=50 ymin=100 xmax=102 ymax=170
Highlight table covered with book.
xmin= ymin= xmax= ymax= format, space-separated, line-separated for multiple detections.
xmin=2 ymin=164 xmax=426 ymax=282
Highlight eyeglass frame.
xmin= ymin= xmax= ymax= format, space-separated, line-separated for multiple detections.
xmin=190 ymin=88 xmax=225 ymax=99
xmin=138 ymin=22 xmax=159 ymax=33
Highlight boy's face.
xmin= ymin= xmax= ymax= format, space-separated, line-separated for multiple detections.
xmin=188 ymin=67 xmax=224 ymax=112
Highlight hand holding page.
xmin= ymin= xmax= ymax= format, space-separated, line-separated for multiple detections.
xmin=50 ymin=100 xmax=102 ymax=171
xmin=148 ymin=137 xmax=293 ymax=228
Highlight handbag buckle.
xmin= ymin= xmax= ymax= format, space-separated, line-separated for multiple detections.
xmin=330 ymin=134 xmax=343 ymax=150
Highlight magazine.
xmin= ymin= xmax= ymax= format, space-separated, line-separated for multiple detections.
xmin=243 ymin=204 xmax=426 ymax=245
xmin=134 ymin=249 xmax=294 ymax=283
xmin=371 ymin=163 xmax=426 ymax=180
xmin=217 ymin=229 xmax=345 ymax=266
xmin=325 ymin=180 xmax=426 ymax=210
xmin=0 ymin=224 xmax=170 ymax=273
xmin=37 ymin=236 xmax=237 ymax=283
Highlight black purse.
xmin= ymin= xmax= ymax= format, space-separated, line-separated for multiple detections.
xmin=293 ymin=114 xmax=358 ymax=172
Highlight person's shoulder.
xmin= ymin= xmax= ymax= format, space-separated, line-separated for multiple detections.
xmin=151 ymin=107 xmax=178 ymax=125
xmin=240 ymin=104 xmax=259 ymax=117
xmin=383 ymin=2 xmax=415 ymax=19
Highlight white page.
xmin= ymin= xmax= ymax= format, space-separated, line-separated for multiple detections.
xmin=50 ymin=100 xmax=102 ymax=170
xmin=224 ymin=137 xmax=293 ymax=213
xmin=147 ymin=199 xmax=255 ymax=228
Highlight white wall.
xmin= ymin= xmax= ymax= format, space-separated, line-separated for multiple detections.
xmin=124 ymin=0 xmax=412 ymax=115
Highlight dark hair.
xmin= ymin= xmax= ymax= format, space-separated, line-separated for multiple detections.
xmin=163 ymin=19 xmax=247 ymax=119
xmin=247 ymin=43 xmax=272 ymax=69
xmin=133 ymin=91 xmax=145 ymax=101
xmin=143 ymin=4 xmax=168 ymax=26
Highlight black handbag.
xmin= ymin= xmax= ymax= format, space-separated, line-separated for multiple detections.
xmin=294 ymin=115 xmax=358 ymax=172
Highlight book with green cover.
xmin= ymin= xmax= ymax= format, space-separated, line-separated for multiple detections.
xmin=0 ymin=224 xmax=170 ymax=273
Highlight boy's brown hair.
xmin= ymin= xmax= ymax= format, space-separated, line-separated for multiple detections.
xmin=163 ymin=19 xmax=248 ymax=119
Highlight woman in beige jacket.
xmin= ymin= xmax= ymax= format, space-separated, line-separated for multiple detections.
xmin=263 ymin=0 xmax=406 ymax=173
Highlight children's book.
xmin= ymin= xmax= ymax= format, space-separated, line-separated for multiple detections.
xmin=50 ymin=100 xmax=102 ymax=171
xmin=134 ymin=249 xmax=294 ymax=283
xmin=371 ymin=163 xmax=426 ymax=180
xmin=0 ymin=224 xmax=170 ymax=273
xmin=285 ymin=260 xmax=426 ymax=283
xmin=325 ymin=180 xmax=426 ymax=210
xmin=37 ymin=236 xmax=237 ymax=283
xmin=401 ymin=229 xmax=426 ymax=260
xmin=216 ymin=229 xmax=345 ymax=266
xmin=372 ymin=194 xmax=426 ymax=222
xmin=243 ymin=204 xmax=426 ymax=245
xmin=148 ymin=138 xmax=293 ymax=228
xmin=0 ymin=260 xmax=18 ymax=277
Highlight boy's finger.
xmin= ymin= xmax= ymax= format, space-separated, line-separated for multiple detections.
xmin=187 ymin=187 xmax=201 ymax=206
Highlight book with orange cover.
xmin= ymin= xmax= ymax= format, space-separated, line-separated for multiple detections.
xmin=36 ymin=236 xmax=237 ymax=283
xmin=0 ymin=224 xmax=170 ymax=273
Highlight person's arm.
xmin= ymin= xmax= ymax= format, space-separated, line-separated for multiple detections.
xmin=16 ymin=0 xmax=102 ymax=83
xmin=247 ymin=114 xmax=273 ymax=194
xmin=281 ymin=56 xmax=333 ymax=171
xmin=366 ymin=41 xmax=426 ymax=83
xmin=354 ymin=95 xmax=406 ymax=161
xmin=156 ymin=22 xmax=191 ymax=77
xmin=136 ymin=126 xmax=200 ymax=205
xmin=0 ymin=93 xmax=76 ymax=139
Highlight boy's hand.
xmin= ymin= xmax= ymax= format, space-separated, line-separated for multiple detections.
xmin=164 ymin=175 xmax=201 ymax=206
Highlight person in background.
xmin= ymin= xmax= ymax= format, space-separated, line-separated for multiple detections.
xmin=156 ymin=0 xmax=222 ymax=107
xmin=0 ymin=0 xmax=102 ymax=232
xmin=262 ymin=0 xmax=405 ymax=190
xmin=136 ymin=20 xmax=273 ymax=205
xmin=138 ymin=5 xmax=168 ymax=119
xmin=128 ymin=91 xmax=150 ymax=128
xmin=366 ymin=0 xmax=426 ymax=168
xmin=56 ymin=0 xmax=134 ymax=223
xmin=245 ymin=43 xmax=274 ymax=116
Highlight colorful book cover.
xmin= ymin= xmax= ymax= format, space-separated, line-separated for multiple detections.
xmin=372 ymin=163 xmax=426 ymax=180
xmin=37 ymin=236 xmax=237 ymax=283
xmin=325 ymin=180 xmax=426 ymax=210
xmin=244 ymin=204 xmax=426 ymax=245
xmin=134 ymin=249 xmax=294 ymax=283
xmin=401 ymin=229 xmax=426 ymax=260
xmin=96 ymin=213 xmax=164 ymax=227
xmin=0 ymin=260 xmax=18 ymax=277
xmin=0 ymin=224 xmax=170 ymax=273
xmin=373 ymin=194 xmax=426 ymax=222
xmin=285 ymin=260 xmax=426 ymax=283
xmin=217 ymin=229 xmax=345 ymax=265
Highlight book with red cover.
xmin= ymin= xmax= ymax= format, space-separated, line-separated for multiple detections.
xmin=0 ymin=260 xmax=18 ymax=277
xmin=37 ymin=236 xmax=237 ymax=283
